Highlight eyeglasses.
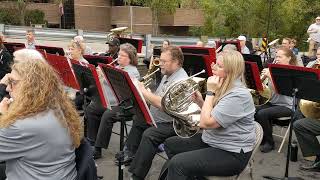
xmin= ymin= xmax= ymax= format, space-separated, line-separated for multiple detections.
xmin=159 ymin=59 xmax=171 ymax=64
xmin=7 ymin=78 xmax=20 ymax=88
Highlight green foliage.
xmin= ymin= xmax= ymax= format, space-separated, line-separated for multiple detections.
xmin=25 ymin=9 xmax=45 ymax=25
xmin=191 ymin=0 xmax=320 ymax=49
xmin=0 ymin=8 xmax=20 ymax=25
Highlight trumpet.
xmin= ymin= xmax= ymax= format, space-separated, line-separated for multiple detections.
xmin=139 ymin=58 xmax=161 ymax=88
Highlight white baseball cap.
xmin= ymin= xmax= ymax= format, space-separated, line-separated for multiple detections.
xmin=237 ymin=35 xmax=246 ymax=41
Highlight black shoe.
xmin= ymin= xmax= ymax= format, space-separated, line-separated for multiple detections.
xmin=260 ymin=142 xmax=274 ymax=153
xmin=115 ymin=150 xmax=134 ymax=166
xmin=300 ymin=161 xmax=320 ymax=172
xmin=93 ymin=147 xmax=102 ymax=160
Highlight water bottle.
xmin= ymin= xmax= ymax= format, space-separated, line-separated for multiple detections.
xmin=290 ymin=140 xmax=298 ymax=162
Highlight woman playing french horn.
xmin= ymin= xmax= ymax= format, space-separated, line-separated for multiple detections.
xmin=255 ymin=46 xmax=298 ymax=153
xmin=162 ymin=50 xmax=256 ymax=179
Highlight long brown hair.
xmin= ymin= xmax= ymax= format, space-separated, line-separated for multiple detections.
xmin=212 ymin=50 xmax=246 ymax=106
xmin=0 ymin=59 xmax=83 ymax=147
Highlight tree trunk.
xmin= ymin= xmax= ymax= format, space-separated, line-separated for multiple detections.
xmin=152 ymin=9 xmax=159 ymax=36
xmin=17 ymin=1 xmax=27 ymax=26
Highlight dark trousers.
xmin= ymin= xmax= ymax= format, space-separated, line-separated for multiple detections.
xmin=293 ymin=118 xmax=320 ymax=157
xmin=125 ymin=115 xmax=150 ymax=154
xmin=128 ymin=123 xmax=176 ymax=178
xmin=255 ymin=103 xmax=292 ymax=145
xmin=85 ymin=101 xmax=106 ymax=144
xmin=95 ymin=106 xmax=120 ymax=149
xmin=164 ymin=134 xmax=252 ymax=180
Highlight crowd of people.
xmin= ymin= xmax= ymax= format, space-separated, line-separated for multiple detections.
xmin=0 ymin=16 xmax=318 ymax=180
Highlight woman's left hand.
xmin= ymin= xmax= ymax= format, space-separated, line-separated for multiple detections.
xmin=0 ymin=97 xmax=11 ymax=114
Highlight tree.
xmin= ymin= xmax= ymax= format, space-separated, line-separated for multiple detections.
xmin=125 ymin=0 xmax=182 ymax=35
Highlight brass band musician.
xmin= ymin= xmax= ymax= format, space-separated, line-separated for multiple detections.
xmin=255 ymin=47 xmax=298 ymax=153
xmin=162 ymin=50 xmax=255 ymax=179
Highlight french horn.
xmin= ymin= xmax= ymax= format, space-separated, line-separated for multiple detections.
xmin=162 ymin=70 xmax=205 ymax=138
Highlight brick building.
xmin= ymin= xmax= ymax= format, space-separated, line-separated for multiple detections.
xmin=0 ymin=0 xmax=204 ymax=35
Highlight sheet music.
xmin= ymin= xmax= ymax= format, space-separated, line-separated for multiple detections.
xmin=132 ymin=79 xmax=157 ymax=127
xmin=96 ymin=66 xmax=119 ymax=110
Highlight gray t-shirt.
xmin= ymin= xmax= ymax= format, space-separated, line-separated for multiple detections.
xmin=202 ymin=79 xmax=256 ymax=153
xmin=268 ymin=79 xmax=293 ymax=109
xmin=150 ymin=68 xmax=188 ymax=124
xmin=0 ymin=110 xmax=77 ymax=180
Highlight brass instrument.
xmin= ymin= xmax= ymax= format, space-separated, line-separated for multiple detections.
xmin=139 ymin=58 xmax=160 ymax=88
xmin=250 ymin=71 xmax=272 ymax=106
xmin=299 ymin=60 xmax=320 ymax=119
xmin=162 ymin=70 xmax=205 ymax=138
xmin=106 ymin=27 xmax=128 ymax=43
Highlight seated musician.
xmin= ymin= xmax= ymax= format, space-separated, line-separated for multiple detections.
xmin=68 ymin=40 xmax=89 ymax=64
xmin=162 ymin=50 xmax=255 ymax=179
xmin=99 ymin=38 xmax=120 ymax=60
xmin=255 ymin=46 xmax=298 ymax=153
xmin=0 ymin=51 xmax=82 ymax=180
xmin=128 ymin=46 xmax=188 ymax=180
xmin=74 ymin=35 xmax=94 ymax=55
xmin=293 ymin=114 xmax=320 ymax=172
xmin=306 ymin=47 xmax=320 ymax=68
xmin=85 ymin=43 xmax=140 ymax=159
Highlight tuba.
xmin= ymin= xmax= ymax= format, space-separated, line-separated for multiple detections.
xmin=162 ymin=70 xmax=205 ymax=138
xmin=106 ymin=26 xmax=128 ymax=43
xmin=299 ymin=60 xmax=320 ymax=120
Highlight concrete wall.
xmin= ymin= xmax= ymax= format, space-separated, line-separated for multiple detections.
xmin=74 ymin=0 xmax=111 ymax=32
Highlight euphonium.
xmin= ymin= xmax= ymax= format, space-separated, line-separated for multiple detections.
xmin=162 ymin=70 xmax=205 ymax=138
xmin=299 ymin=60 xmax=320 ymax=120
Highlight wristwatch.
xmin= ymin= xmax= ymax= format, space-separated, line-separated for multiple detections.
xmin=206 ymin=91 xmax=215 ymax=96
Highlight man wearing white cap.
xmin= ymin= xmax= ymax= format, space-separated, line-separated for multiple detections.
xmin=237 ymin=35 xmax=250 ymax=54
xmin=307 ymin=16 xmax=320 ymax=57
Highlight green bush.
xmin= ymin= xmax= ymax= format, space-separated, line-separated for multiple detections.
xmin=25 ymin=9 xmax=45 ymax=25
xmin=0 ymin=8 xmax=20 ymax=25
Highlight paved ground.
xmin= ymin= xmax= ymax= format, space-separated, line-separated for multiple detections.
xmin=6 ymin=37 xmax=320 ymax=180
xmin=95 ymin=123 xmax=320 ymax=180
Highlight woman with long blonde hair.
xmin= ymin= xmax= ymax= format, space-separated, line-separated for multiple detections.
xmin=0 ymin=49 xmax=83 ymax=180
xmin=161 ymin=50 xmax=256 ymax=179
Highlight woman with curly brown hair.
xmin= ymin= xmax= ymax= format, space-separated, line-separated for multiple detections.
xmin=0 ymin=49 xmax=83 ymax=180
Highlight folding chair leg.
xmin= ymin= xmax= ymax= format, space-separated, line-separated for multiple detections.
xmin=278 ymin=124 xmax=290 ymax=153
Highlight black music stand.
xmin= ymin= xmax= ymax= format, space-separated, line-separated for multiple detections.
xmin=71 ymin=60 xmax=108 ymax=109
xmin=183 ymin=53 xmax=212 ymax=78
xmin=243 ymin=54 xmax=264 ymax=72
xmin=99 ymin=64 xmax=155 ymax=180
xmin=263 ymin=64 xmax=320 ymax=180
xmin=118 ymin=37 xmax=143 ymax=53
xmin=244 ymin=62 xmax=263 ymax=91
xmin=83 ymin=55 xmax=113 ymax=67
xmin=180 ymin=46 xmax=216 ymax=63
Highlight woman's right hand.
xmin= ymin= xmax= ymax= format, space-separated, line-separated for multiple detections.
xmin=191 ymin=91 xmax=204 ymax=107
xmin=0 ymin=74 xmax=10 ymax=85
